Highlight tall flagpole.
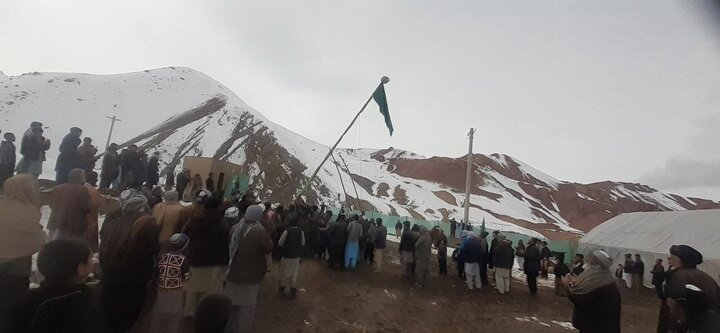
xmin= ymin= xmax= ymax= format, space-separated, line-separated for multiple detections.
xmin=297 ymin=76 xmax=390 ymax=197
xmin=464 ymin=128 xmax=475 ymax=225
xmin=338 ymin=152 xmax=361 ymax=210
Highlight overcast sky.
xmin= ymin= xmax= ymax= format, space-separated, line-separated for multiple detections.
xmin=1 ymin=0 xmax=719 ymax=199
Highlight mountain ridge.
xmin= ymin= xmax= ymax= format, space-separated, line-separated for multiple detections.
xmin=2 ymin=66 xmax=718 ymax=239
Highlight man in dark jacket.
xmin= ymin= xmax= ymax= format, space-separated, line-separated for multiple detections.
xmin=623 ymin=253 xmax=635 ymax=289
xmin=399 ymin=221 xmax=416 ymax=278
xmin=224 ymin=204 xmax=273 ymax=332
xmin=206 ymin=172 xmax=215 ymax=193
xmin=494 ymin=238 xmax=515 ymax=294
xmin=539 ymin=241 xmax=551 ymax=278
xmin=489 ymin=230 xmax=500 ymax=270
xmin=0 ymin=238 xmax=99 ymax=333
xmin=651 ymin=258 xmax=665 ymax=299
xmin=633 ymin=254 xmax=645 ymax=292
xmin=0 ymin=133 xmax=17 ymax=186
xmin=99 ymin=143 xmax=120 ymax=189
xmin=146 ymin=152 xmax=160 ymax=188
xmin=183 ymin=193 xmax=230 ymax=316
xmin=278 ymin=214 xmax=305 ymax=297
xmin=327 ymin=215 xmax=348 ymax=269
xmin=77 ymin=137 xmax=98 ymax=175
xmin=449 ymin=219 xmax=457 ymax=238
xmin=460 ymin=233 xmax=484 ymax=290
xmin=17 ymin=122 xmax=50 ymax=178
xmin=176 ymin=169 xmax=188 ymax=199
xmin=434 ymin=228 xmax=448 ymax=275
xmin=373 ymin=219 xmax=388 ymax=272
xmin=55 ymin=127 xmax=83 ymax=184
xmin=524 ymin=238 xmax=542 ymax=294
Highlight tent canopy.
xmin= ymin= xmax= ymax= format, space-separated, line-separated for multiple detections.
xmin=579 ymin=209 xmax=720 ymax=286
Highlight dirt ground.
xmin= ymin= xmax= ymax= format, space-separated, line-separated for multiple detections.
xmin=213 ymin=242 xmax=660 ymax=333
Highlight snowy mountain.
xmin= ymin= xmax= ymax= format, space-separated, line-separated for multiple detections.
xmin=2 ymin=67 xmax=718 ymax=239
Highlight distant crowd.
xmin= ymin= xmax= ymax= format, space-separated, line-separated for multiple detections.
xmin=0 ymin=121 xmax=718 ymax=332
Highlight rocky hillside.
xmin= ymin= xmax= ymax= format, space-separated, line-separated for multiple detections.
xmin=2 ymin=67 xmax=718 ymax=239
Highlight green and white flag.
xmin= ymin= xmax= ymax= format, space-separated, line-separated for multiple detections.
xmin=372 ymin=84 xmax=393 ymax=136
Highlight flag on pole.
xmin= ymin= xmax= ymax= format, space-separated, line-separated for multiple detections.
xmin=372 ymin=83 xmax=393 ymax=136
xmin=481 ymin=218 xmax=486 ymax=234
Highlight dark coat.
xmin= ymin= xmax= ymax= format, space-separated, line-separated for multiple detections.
xmin=55 ymin=134 xmax=81 ymax=173
xmin=634 ymin=260 xmax=645 ymax=276
xmin=20 ymin=133 xmax=48 ymax=161
xmin=205 ymin=177 xmax=215 ymax=193
xmin=176 ymin=173 xmax=188 ymax=193
xmin=555 ymin=263 xmax=571 ymax=278
xmin=0 ymin=141 xmax=17 ymax=170
xmin=524 ymin=244 xmax=541 ymax=273
xmin=327 ymin=221 xmax=348 ymax=246
xmin=568 ymin=282 xmax=621 ymax=333
xmin=0 ymin=283 xmax=100 ymax=333
xmin=460 ymin=237 xmax=484 ymax=264
xmin=100 ymin=149 xmax=119 ymax=179
xmin=0 ymin=141 xmax=16 ymax=184
xmin=146 ymin=156 xmax=159 ymax=186
xmin=623 ymin=259 xmax=635 ymax=274
xmin=227 ymin=221 xmax=273 ymax=284
xmin=651 ymin=263 xmax=665 ymax=286
xmin=281 ymin=226 xmax=304 ymax=259
xmin=494 ymin=244 xmax=515 ymax=269
xmin=184 ymin=209 xmax=230 ymax=267
xmin=399 ymin=229 xmax=416 ymax=252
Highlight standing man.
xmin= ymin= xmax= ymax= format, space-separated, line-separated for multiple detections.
xmin=327 ymin=214 xmax=348 ymax=269
xmin=146 ymin=152 xmax=160 ymax=188
xmin=47 ymin=169 xmax=92 ymax=240
xmin=224 ymin=204 xmax=273 ymax=332
xmin=539 ymin=241 xmax=551 ymax=279
xmin=99 ymin=143 xmax=120 ymax=189
xmin=206 ymin=172 xmax=215 ymax=193
xmin=623 ymin=253 xmax=634 ymax=289
xmin=17 ymin=122 xmax=50 ymax=179
xmin=373 ymin=218 xmax=387 ymax=272
xmin=77 ymin=137 xmax=98 ymax=174
xmin=345 ymin=215 xmax=363 ymax=269
xmin=0 ymin=133 xmax=17 ymax=186
xmin=176 ymin=169 xmax=189 ymax=200
xmin=278 ymin=214 xmax=305 ymax=298
xmin=651 ymin=258 xmax=665 ymax=299
xmin=494 ymin=237 xmax=515 ymax=294
xmin=399 ymin=221 xmax=416 ymax=278
xmin=414 ymin=227 xmax=432 ymax=288
xmin=524 ymin=238 xmax=541 ymax=294
xmin=394 ymin=220 xmax=402 ymax=239
xmin=55 ymin=127 xmax=83 ymax=184
xmin=633 ymin=254 xmax=645 ymax=292
xmin=435 ymin=228 xmax=448 ymax=275
xmin=450 ymin=219 xmax=457 ymax=239
xmin=515 ymin=240 xmax=526 ymax=271
xmin=479 ymin=231 xmax=490 ymax=285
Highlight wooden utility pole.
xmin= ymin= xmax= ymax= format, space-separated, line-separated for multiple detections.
xmin=464 ymin=128 xmax=475 ymax=225
xmin=104 ymin=115 xmax=121 ymax=151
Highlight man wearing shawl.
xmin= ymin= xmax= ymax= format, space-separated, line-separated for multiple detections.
xmin=0 ymin=174 xmax=46 ymax=314
xmin=658 ymin=245 xmax=720 ymax=332
xmin=564 ymin=249 xmax=621 ymax=333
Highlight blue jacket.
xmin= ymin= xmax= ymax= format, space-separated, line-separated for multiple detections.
xmin=460 ymin=237 xmax=484 ymax=264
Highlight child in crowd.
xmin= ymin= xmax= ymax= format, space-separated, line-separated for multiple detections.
xmin=149 ymin=233 xmax=191 ymax=332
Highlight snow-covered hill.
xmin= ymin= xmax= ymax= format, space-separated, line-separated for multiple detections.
xmin=2 ymin=67 xmax=718 ymax=239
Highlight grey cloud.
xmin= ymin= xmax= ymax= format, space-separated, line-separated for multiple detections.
xmin=639 ymin=158 xmax=720 ymax=189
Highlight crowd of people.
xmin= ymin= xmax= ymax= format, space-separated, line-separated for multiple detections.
xmin=0 ymin=121 xmax=718 ymax=332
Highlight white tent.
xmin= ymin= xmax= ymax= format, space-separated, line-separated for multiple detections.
xmin=579 ymin=209 xmax=720 ymax=287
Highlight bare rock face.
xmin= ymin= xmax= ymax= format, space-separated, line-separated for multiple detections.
xmin=2 ymin=66 xmax=718 ymax=240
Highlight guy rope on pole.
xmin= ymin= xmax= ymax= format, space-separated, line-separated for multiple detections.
xmin=297 ymin=76 xmax=391 ymax=198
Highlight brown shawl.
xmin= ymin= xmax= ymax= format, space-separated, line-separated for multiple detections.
xmin=0 ymin=174 xmax=45 ymax=260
